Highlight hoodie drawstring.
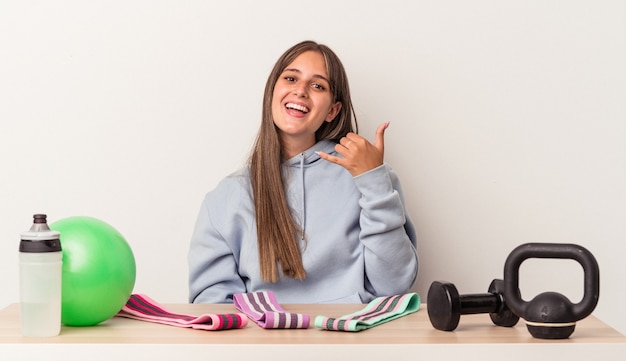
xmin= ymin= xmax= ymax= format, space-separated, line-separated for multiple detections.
xmin=299 ymin=152 xmax=306 ymax=241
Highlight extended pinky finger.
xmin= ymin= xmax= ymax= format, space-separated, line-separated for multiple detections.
xmin=316 ymin=151 xmax=340 ymax=164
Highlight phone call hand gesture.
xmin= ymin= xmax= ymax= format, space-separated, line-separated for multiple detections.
xmin=317 ymin=122 xmax=389 ymax=177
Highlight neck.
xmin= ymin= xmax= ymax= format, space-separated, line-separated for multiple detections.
xmin=280 ymin=135 xmax=315 ymax=159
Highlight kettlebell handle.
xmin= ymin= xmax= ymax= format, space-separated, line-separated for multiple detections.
xmin=503 ymin=243 xmax=600 ymax=321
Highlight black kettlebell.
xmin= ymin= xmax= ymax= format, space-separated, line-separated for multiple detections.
xmin=503 ymin=243 xmax=600 ymax=339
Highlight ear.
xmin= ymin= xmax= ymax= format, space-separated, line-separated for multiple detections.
xmin=325 ymin=101 xmax=342 ymax=122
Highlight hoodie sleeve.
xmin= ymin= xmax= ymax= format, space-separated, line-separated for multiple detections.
xmin=188 ymin=190 xmax=247 ymax=304
xmin=353 ymin=164 xmax=418 ymax=296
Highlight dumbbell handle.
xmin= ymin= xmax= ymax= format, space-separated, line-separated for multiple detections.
xmin=459 ymin=293 xmax=503 ymax=315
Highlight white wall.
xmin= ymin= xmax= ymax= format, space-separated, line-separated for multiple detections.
xmin=1 ymin=1 xmax=625 ymax=334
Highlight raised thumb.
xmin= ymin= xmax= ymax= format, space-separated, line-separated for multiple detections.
xmin=374 ymin=122 xmax=389 ymax=151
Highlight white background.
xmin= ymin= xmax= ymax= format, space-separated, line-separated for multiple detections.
xmin=1 ymin=1 xmax=624 ymax=334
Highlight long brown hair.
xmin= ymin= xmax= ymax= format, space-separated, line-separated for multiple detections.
xmin=249 ymin=40 xmax=358 ymax=282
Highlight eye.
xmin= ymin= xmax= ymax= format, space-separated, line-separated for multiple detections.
xmin=284 ymin=76 xmax=296 ymax=82
xmin=312 ymin=83 xmax=326 ymax=91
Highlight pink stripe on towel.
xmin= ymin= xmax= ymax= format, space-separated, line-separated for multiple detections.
xmin=116 ymin=294 xmax=248 ymax=330
xmin=233 ymin=291 xmax=310 ymax=329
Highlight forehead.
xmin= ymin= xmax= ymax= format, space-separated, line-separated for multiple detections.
xmin=283 ymin=51 xmax=329 ymax=78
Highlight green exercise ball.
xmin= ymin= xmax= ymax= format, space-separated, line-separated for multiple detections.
xmin=50 ymin=216 xmax=136 ymax=326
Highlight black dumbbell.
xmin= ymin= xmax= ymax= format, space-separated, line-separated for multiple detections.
xmin=427 ymin=279 xmax=519 ymax=331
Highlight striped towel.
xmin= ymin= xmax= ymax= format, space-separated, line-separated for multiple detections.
xmin=116 ymin=294 xmax=248 ymax=330
xmin=314 ymin=292 xmax=421 ymax=332
xmin=233 ymin=291 xmax=310 ymax=329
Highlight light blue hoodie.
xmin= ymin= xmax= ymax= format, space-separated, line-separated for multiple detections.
xmin=188 ymin=140 xmax=418 ymax=304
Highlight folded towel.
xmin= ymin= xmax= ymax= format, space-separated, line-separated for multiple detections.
xmin=233 ymin=291 xmax=310 ymax=329
xmin=315 ymin=292 xmax=420 ymax=331
xmin=116 ymin=294 xmax=248 ymax=330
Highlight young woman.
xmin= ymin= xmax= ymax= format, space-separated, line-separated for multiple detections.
xmin=188 ymin=40 xmax=418 ymax=304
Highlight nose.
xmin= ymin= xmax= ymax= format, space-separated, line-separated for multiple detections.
xmin=293 ymin=83 xmax=307 ymax=97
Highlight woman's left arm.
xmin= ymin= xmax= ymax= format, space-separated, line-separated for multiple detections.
xmin=354 ymin=164 xmax=419 ymax=296
xmin=318 ymin=122 xmax=418 ymax=295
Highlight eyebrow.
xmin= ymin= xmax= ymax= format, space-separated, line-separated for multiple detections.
xmin=283 ymin=68 xmax=331 ymax=84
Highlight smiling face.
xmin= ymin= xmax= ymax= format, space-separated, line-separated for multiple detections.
xmin=271 ymin=50 xmax=342 ymax=158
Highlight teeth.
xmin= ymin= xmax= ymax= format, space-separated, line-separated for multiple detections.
xmin=286 ymin=103 xmax=309 ymax=113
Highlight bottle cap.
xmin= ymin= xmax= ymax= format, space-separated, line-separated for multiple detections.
xmin=20 ymin=214 xmax=62 ymax=253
